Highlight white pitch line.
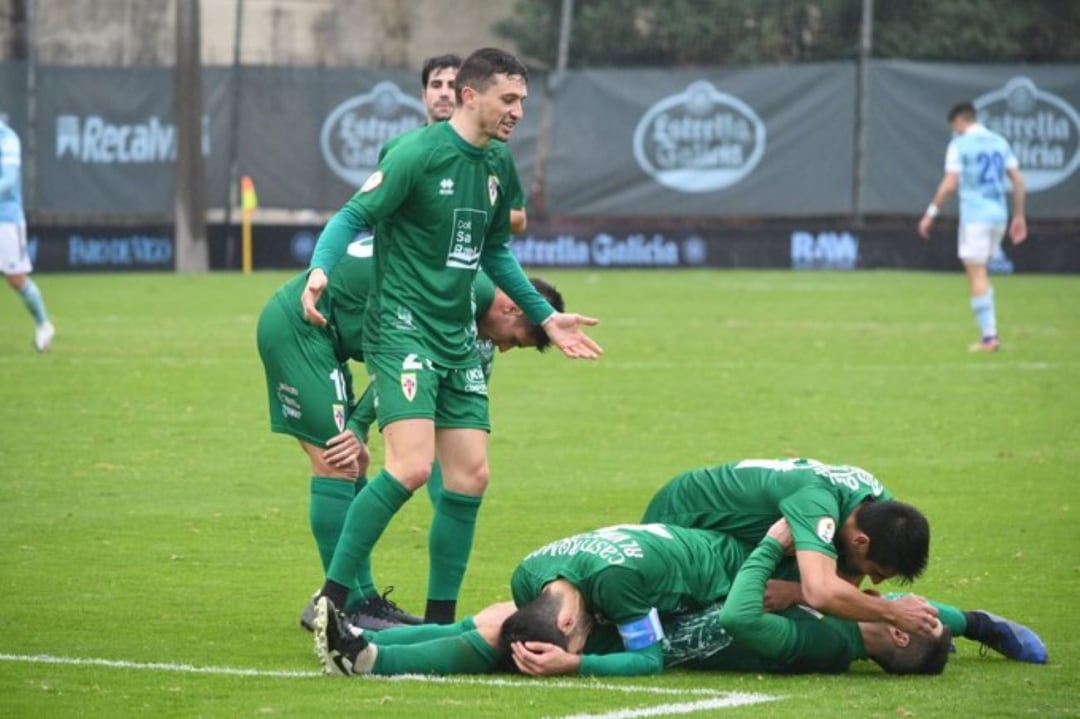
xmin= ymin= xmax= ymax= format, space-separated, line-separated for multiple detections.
xmin=0 ymin=654 xmax=780 ymax=703
xmin=548 ymin=693 xmax=779 ymax=719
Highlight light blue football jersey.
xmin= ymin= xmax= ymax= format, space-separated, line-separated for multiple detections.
xmin=0 ymin=122 xmax=24 ymax=224
xmin=944 ymin=123 xmax=1018 ymax=225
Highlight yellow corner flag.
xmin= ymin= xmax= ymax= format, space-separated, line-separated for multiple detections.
xmin=241 ymin=175 xmax=258 ymax=274
xmin=241 ymin=175 xmax=258 ymax=215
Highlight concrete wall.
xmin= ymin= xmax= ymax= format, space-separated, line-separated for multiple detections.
xmin=5 ymin=0 xmax=519 ymax=67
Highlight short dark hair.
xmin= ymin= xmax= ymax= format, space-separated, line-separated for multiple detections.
xmin=857 ymin=500 xmax=930 ymax=583
xmin=872 ymin=625 xmax=952 ymax=675
xmin=421 ymin=54 xmax=462 ymax=88
xmin=525 ymin=277 xmax=564 ymax=352
xmin=948 ymin=101 xmax=977 ymax=123
xmin=454 ymin=47 xmax=528 ymax=104
xmin=498 ymin=589 xmax=568 ymax=672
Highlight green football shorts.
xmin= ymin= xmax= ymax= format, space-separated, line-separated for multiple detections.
xmin=365 ymin=349 xmax=490 ymax=432
xmin=256 ymin=295 xmax=357 ymax=446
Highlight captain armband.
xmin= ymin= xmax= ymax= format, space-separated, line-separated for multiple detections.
xmin=618 ymin=608 xmax=665 ymax=651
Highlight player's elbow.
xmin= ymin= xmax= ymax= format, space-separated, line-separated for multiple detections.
xmin=800 ymin=578 xmax=838 ymax=610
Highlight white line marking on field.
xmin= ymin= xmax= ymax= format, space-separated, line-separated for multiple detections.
xmin=548 ymin=693 xmax=779 ymax=719
xmin=0 ymin=654 xmax=782 ymax=708
xmin=0 ymin=653 xmax=319 ymax=678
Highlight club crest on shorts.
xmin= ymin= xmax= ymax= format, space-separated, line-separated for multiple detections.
xmin=400 ymin=372 xmax=417 ymax=402
xmin=332 ymin=403 xmax=346 ymax=432
xmin=488 ymin=174 xmax=500 ymax=205
xmin=816 ymin=517 xmax=836 ymax=543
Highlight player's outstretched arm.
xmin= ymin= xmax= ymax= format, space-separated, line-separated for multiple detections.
xmin=541 ymin=313 xmax=603 ymax=360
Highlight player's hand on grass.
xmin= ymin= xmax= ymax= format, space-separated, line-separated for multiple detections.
xmin=510 ymin=641 xmax=581 ymax=676
xmin=886 ymin=593 xmax=940 ymax=636
xmin=323 ymin=430 xmax=368 ymax=476
xmin=302 ymin=268 xmax=329 ymax=326
xmin=542 ymin=312 xmax=603 ymax=360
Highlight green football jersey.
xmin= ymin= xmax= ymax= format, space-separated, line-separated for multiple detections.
xmin=510 ymin=524 xmax=749 ymax=626
xmin=471 ymin=270 xmax=496 ymax=380
xmin=382 ymin=130 xmax=525 ymax=211
xmin=325 ymin=235 xmax=376 ymax=362
xmin=347 ymin=122 xmax=517 ymax=366
xmin=642 ymin=458 xmax=894 ymax=561
xmin=326 ymin=234 xmax=497 ymax=377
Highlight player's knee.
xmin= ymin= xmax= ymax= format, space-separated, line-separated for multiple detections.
xmin=390 ymin=460 xmax=433 ymax=490
xmin=460 ymin=461 xmax=489 ymax=494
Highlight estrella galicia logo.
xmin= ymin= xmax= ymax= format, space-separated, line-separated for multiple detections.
xmin=320 ymin=82 xmax=426 ymax=186
xmin=975 ymin=77 xmax=1080 ymax=193
xmin=633 ymin=80 xmax=766 ymax=193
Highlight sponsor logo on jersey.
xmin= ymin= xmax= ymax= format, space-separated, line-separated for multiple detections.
xmin=975 ymin=77 xmax=1080 ymax=192
xmin=462 ymin=366 xmax=488 ymax=395
xmin=816 ymin=517 xmax=836 ymax=544
xmin=320 ymin=82 xmax=426 ymax=186
xmin=395 ymin=306 xmax=415 ymax=330
xmin=400 ymin=372 xmax=417 ymax=402
xmin=332 ymin=403 xmax=346 ymax=432
xmin=55 ymin=114 xmax=211 ymax=164
xmin=439 ymin=177 xmax=455 ymax=196
xmin=488 ymin=174 xmax=500 ymax=205
xmin=633 ymin=80 xmax=766 ymax=193
xmin=446 ymin=209 xmax=486 ymax=269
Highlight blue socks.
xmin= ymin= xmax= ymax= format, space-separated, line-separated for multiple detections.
xmin=17 ymin=278 xmax=48 ymax=326
xmin=970 ymin=287 xmax=997 ymax=340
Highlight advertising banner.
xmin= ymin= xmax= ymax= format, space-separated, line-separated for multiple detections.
xmin=28 ymin=225 xmax=175 ymax=271
xmin=544 ymin=64 xmax=856 ymax=217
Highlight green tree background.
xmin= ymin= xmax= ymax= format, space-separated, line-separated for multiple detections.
xmin=496 ymin=0 xmax=1080 ymax=68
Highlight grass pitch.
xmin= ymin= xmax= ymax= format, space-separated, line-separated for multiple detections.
xmin=1 ymin=269 xmax=1077 ymax=718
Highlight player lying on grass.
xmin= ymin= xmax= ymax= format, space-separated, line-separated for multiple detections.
xmin=642 ymin=458 xmax=940 ymax=635
xmin=257 ymin=235 xmax=564 ymax=629
xmin=312 ymin=518 xmax=1045 ymax=677
xmin=314 ymin=523 xmax=753 ymax=676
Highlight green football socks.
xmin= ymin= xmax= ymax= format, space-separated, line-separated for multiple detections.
xmin=323 ymin=470 xmax=412 ymax=605
xmin=426 ymin=488 xmax=482 ymax=622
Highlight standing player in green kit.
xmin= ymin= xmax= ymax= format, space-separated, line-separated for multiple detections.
xmin=257 ymin=234 xmax=565 ymax=629
xmin=301 ymin=47 xmax=601 ymax=626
